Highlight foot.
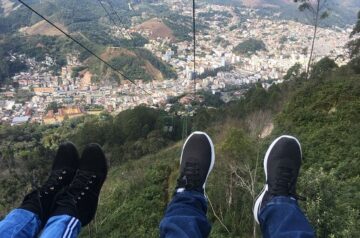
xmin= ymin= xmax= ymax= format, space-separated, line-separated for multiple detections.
xmin=175 ymin=131 xmax=215 ymax=194
xmin=253 ymin=135 xmax=304 ymax=224
xmin=20 ymin=142 xmax=79 ymax=224
xmin=52 ymin=143 xmax=108 ymax=226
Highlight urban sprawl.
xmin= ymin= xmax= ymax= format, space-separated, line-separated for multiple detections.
xmin=1 ymin=2 xmax=351 ymax=125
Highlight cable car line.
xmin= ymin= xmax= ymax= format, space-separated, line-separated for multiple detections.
xmin=96 ymin=0 xmax=120 ymax=30
xmin=192 ymin=0 xmax=197 ymax=96
xmin=104 ymin=0 xmax=125 ymax=28
xmin=17 ymin=0 xmax=151 ymax=95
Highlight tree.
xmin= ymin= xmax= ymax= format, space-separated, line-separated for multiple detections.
xmin=221 ymin=129 xmax=259 ymax=238
xmin=347 ymin=11 xmax=360 ymax=73
xmin=348 ymin=11 xmax=360 ymax=58
xmin=294 ymin=0 xmax=329 ymax=78
xmin=283 ymin=63 xmax=304 ymax=81
xmin=233 ymin=38 xmax=266 ymax=56
xmin=300 ymin=168 xmax=359 ymax=237
xmin=46 ymin=102 xmax=61 ymax=113
xmin=309 ymin=57 xmax=337 ymax=80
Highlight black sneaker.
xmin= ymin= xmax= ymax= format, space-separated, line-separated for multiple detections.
xmin=253 ymin=135 xmax=305 ymax=224
xmin=175 ymin=131 xmax=215 ymax=194
xmin=52 ymin=143 xmax=108 ymax=227
xmin=20 ymin=142 xmax=79 ymax=225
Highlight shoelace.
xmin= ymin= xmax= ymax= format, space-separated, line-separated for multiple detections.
xmin=177 ymin=162 xmax=200 ymax=190
xmin=24 ymin=169 xmax=70 ymax=223
xmin=39 ymin=169 xmax=69 ymax=197
xmin=271 ymin=166 xmax=306 ymax=201
xmin=68 ymin=170 xmax=98 ymax=203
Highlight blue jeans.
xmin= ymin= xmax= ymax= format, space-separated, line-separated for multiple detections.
xmin=160 ymin=192 xmax=315 ymax=238
xmin=259 ymin=196 xmax=315 ymax=238
xmin=160 ymin=191 xmax=211 ymax=238
xmin=0 ymin=209 xmax=81 ymax=238
xmin=0 ymin=195 xmax=315 ymax=238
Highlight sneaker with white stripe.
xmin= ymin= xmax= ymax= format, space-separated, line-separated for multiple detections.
xmin=253 ymin=135 xmax=305 ymax=224
xmin=20 ymin=142 xmax=79 ymax=225
xmin=175 ymin=131 xmax=215 ymax=194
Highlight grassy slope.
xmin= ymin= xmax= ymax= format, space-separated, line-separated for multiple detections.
xmin=80 ymin=69 xmax=360 ymax=237
xmin=275 ymin=71 xmax=360 ymax=237
xmin=80 ymin=144 xmax=182 ymax=237
xmin=23 ymin=20 xmax=68 ymax=36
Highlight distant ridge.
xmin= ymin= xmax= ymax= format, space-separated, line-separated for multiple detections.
xmin=206 ymin=0 xmax=360 ymax=25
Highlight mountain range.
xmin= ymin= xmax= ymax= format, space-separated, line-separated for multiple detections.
xmin=206 ymin=0 xmax=360 ymax=26
xmin=1 ymin=0 xmax=359 ymax=27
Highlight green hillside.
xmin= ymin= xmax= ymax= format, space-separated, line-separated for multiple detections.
xmin=0 ymin=34 xmax=176 ymax=84
xmin=0 ymin=0 xmax=177 ymax=83
xmin=77 ymin=64 xmax=359 ymax=237
xmin=80 ymin=145 xmax=181 ymax=237
xmin=0 ymin=57 xmax=358 ymax=237
xmin=0 ymin=1 xmax=359 ymax=237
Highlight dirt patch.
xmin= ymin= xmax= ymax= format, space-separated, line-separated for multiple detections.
xmin=79 ymin=71 xmax=92 ymax=88
xmin=260 ymin=123 xmax=274 ymax=139
xmin=100 ymin=47 xmax=137 ymax=61
xmin=1 ymin=0 xmax=15 ymax=16
xmin=21 ymin=20 xmax=67 ymax=36
xmin=143 ymin=61 xmax=163 ymax=81
xmin=36 ymin=43 xmax=45 ymax=48
xmin=136 ymin=18 xmax=175 ymax=41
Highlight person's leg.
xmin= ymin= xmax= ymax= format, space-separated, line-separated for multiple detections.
xmin=160 ymin=191 xmax=210 ymax=238
xmin=253 ymin=135 xmax=315 ymax=238
xmin=160 ymin=131 xmax=215 ymax=238
xmin=40 ymin=143 xmax=107 ymax=238
xmin=0 ymin=209 xmax=41 ymax=238
xmin=39 ymin=215 xmax=81 ymax=238
xmin=0 ymin=142 xmax=79 ymax=238
xmin=259 ymin=196 xmax=314 ymax=238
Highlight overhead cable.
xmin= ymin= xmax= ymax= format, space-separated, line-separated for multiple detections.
xmin=104 ymin=0 xmax=125 ymax=27
xmin=96 ymin=0 xmax=122 ymax=31
xmin=192 ymin=0 xmax=196 ymax=95
xmin=17 ymin=0 xmax=150 ymax=95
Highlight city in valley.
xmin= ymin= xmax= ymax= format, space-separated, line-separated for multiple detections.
xmin=0 ymin=1 xmax=351 ymax=126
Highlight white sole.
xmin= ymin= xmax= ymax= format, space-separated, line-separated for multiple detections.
xmin=179 ymin=131 xmax=215 ymax=193
xmin=253 ymin=135 xmax=302 ymax=224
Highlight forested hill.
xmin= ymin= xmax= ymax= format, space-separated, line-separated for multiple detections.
xmin=0 ymin=0 xmax=121 ymax=34
xmin=0 ymin=56 xmax=359 ymax=237
xmin=0 ymin=0 xmax=177 ymax=84
xmin=206 ymin=0 xmax=360 ymax=26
